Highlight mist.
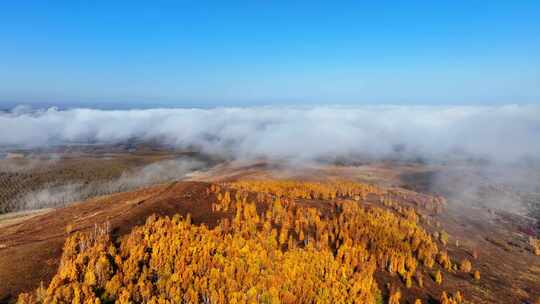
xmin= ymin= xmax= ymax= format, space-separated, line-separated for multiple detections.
xmin=13 ymin=158 xmax=205 ymax=211
xmin=1 ymin=105 xmax=539 ymax=163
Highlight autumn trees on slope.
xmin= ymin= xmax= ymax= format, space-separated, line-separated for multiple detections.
xmin=20 ymin=180 xmax=476 ymax=304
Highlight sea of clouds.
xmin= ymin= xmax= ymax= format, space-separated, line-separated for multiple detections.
xmin=1 ymin=105 xmax=539 ymax=162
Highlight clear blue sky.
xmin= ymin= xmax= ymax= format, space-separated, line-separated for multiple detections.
xmin=0 ymin=1 xmax=539 ymax=108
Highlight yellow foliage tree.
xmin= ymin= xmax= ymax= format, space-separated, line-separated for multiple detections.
xmin=19 ymin=179 xmax=461 ymax=304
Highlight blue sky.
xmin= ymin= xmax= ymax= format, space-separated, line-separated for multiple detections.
xmin=0 ymin=1 xmax=539 ymax=108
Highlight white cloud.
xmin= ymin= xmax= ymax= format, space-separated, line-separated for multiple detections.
xmin=1 ymin=105 xmax=539 ymax=162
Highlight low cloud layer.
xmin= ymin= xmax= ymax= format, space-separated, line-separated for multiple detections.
xmin=1 ymin=105 xmax=539 ymax=162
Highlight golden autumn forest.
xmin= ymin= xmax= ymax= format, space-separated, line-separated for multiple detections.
xmin=12 ymin=179 xmax=511 ymax=304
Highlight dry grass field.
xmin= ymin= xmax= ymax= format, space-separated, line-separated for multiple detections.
xmin=0 ymin=155 xmax=538 ymax=303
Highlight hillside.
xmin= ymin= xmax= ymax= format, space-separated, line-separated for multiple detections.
xmin=1 ymin=163 xmax=539 ymax=303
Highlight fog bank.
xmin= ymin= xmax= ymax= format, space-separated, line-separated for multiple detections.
xmin=1 ymin=105 xmax=539 ymax=162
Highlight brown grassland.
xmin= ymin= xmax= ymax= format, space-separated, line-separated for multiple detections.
xmin=0 ymin=160 xmax=539 ymax=303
